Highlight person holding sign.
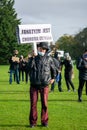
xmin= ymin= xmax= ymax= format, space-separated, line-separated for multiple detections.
xmin=27 ymin=42 xmax=56 ymax=127
xmin=9 ymin=50 xmax=20 ymax=84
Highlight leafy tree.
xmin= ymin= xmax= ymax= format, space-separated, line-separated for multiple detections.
xmin=55 ymin=35 xmax=77 ymax=59
xmin=55 ymin=27 xmax=87 ymax=60
xmin=0 ymin=0 xmax=20 ymax=64
xmin=74 ymin=27 xmax=87 ymax=58
xmin=17 ymin=44 xmax=32 ymax=59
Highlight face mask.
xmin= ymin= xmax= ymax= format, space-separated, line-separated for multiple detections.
xmin=38 ymin=51 xmax=45 ymax=56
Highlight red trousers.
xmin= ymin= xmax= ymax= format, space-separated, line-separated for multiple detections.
xmin=29 ymin=86 xmax=49 ymax=125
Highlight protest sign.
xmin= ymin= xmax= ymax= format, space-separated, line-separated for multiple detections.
xmin=56 ymin=50 xmax=64 ymax=57
xmin=12 ymin=56 xmax=19 ymax=62
xmin=17 ymin=24 xmax=53 ymax=44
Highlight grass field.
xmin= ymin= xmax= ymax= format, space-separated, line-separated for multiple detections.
xmin=0 ymin=65 xmax=87 ymax=130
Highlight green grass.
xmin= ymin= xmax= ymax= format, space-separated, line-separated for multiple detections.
xmin=0 ymin=65 xmax=87 ymax=130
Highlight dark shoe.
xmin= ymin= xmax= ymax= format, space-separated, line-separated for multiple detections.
xmin=17 ymin=82 xmax=20 ymax=84
xmin=30 ymin=124 xmax=36 ymax=128
xmin=42 ymin=123 xmax=48 ymax=127
xmin=59 ymin=90 xmax=63 ymax=92
xmin=78 ymin=98 xmax=82 ymax=102
xmin=44 ymin=124 xmax=48 ymax=127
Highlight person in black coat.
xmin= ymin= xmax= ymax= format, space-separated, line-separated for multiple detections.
xmin=76 ymin=49 xmax=87 ymax=102
xmin=9 ymin=50 xmax=20 ymax=84
xmin=19 ymin=55 xmax=25 ymax=81
xmin=56 ymin=56 xmax=63 ymax=92
xmin=62 ymin=53 xmax=75 ymax=92
xmin=50 ymin=56 xmax=60 ymax=92
xmin=50 ymin=53 xmax=63 ymax=92
xmin=27 ymin=42 xmax=56 ymax=127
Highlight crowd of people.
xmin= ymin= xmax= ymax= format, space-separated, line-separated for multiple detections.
xmin=8 ymin=50 xmax=31 ymax=84
xmin=8 ymin=42 xmax=87 ymax=127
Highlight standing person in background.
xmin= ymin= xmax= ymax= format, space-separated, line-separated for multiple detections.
xmin=9 ymin=50 xmax=20 ymax=84
xmin=56 ymin=56 xmax=63 ymax=92
xmin=62 ymin=53 xmax=75 ymax=92
xmin=19 ymin=55 xmax=25 ymax=82
xmin=49 ymin=47 xmax=63 ymax=92
xmin=50 ymin=54 xmax=60 ymax=92
xmin=54 ymin=51 xmax=63 ymax=92
xmin=25 ymin=54 xmax=32 ymax=83
xmin=50 ymin=51 xmax=63 ymax=92
xmin=27 ymin=42 xmax=56 ymax=127
xmin=77 ymin=49 xmax=87 ymax=102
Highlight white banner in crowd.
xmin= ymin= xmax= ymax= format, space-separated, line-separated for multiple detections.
xmin=56 ymin=50 xmax=64 ymax=57
xmin=17 ymin=24 xmax=53 ymax=44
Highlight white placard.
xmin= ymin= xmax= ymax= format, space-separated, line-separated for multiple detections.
xmin=56 ymin=50 xmax=64 ymax=57
xmin=17 ymin=24 xmax=53 ymax=44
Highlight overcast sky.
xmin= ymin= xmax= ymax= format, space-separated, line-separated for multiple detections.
xmin=14 ymin=0 xmax=87 ymax=42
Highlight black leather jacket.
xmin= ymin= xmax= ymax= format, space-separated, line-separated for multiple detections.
xmin=77 ymin=56 xmax=87 ymax=80
xmin=27 ymin=54 xmax=56 ymax=88
xmin=62 ymin=59 xmax=73 ymax=73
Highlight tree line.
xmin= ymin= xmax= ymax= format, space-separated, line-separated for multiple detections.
xmin=55 ymin=27 xmax=87 ymax=60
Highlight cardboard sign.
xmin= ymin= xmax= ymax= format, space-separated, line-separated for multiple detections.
xmin=56 ymin=50 xmax=64 ymax=57
xmin=17 ymin=24 xmax=53 ymax=44
xmin=12 ymin=56 xmax=19 ymax=62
